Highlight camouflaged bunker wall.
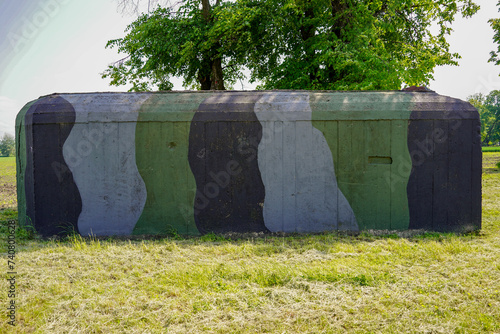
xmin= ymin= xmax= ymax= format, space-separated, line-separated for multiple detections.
xmin=15 ymin=91 xmax=481 ymax=237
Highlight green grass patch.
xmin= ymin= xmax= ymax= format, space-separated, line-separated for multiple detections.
xmin=0 ymin=154 xmax=498 ymax=333
xmin=482 ymin=146 xmax=500 ymax=152
xmin=0 ymin=156 xmax=16 ymax=209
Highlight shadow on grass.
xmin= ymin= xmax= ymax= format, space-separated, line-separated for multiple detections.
xmin=0 ymin=198 xmax=488 ymax=249
xmin=1 ymin=216 xmax=483 ymax=250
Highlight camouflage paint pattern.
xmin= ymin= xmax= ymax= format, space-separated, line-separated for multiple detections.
xmin=310 ymin=92 xmax=414 ymax=230
xmin=22 ymin=96 xmax=82 ymax=236
xmin=189 ymin=93 xmax=268 ymax=234
xmin=62 ymin=93 xmax=149 ymax=236
xmin=255 ymin=92 xmax=357 ymax=232
xmin=133 ymin=93 xmax=207 ymax=235
xmin=15 ymin=91 xmax=481 ymax=237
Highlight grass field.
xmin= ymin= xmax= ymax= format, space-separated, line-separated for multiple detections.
xmin=0 ymin=156 xmax=16 ymax=209
xmin=0 ymin=154 xmax=499 ymax=333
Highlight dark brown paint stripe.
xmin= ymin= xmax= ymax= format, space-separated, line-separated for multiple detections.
xmin=407 ymin=101 xmax=481 ymax=232
xmin=188 ymin=94 xmax=268 ymax=234
xmin=24 ymin=96 xmax=82 ymax=237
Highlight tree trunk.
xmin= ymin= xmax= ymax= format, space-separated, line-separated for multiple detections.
xmin=198 ymin=63 xmax=212 ymax=90
xmin=210 ymin=48 xmax=225 ymax=90
xmin=326 ymin=0 xmax=349 ymax=84
xmin=201 ymin=0 xmax=211 ymax=21
xmin=300 ymin=4 xmax=317 ymax=83
xmin=199 ymin=0 xmax=225 ymax=90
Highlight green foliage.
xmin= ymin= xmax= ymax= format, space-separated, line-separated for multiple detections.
xmin=104 ymin=0 xmax=479 ymax=91
xmin=102 ymin=1 xmax=244 ymax=91
xmin=0 ymin=133 xmax=15 ymax=157
xmin=231 ymin=0 xmax=479 ymax=90
xmin=489 ymin=1 xmax=500 ymax=67
xmin=468 ymin=91 xmax=500 ymax=146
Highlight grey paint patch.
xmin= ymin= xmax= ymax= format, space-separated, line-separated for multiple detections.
xmin=63 ymin=93 xmax=150 ymax=236
xmin=255 ymin=92 xmax=358 ymax=232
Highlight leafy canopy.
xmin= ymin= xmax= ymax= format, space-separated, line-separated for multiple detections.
xmin=227 ymin=0 xmax=479 ymax=90
xmin=103 ymin=0 xmax=479 ymax=91
xmin=103 ymin=0 xmax=247 ymax=91
xmin=468 ymin=91 xmax=500 ymax=146
xmin=489 ymin=1 xmax=500 ymax=68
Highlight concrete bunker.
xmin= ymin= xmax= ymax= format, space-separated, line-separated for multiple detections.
xmin=16 ymin=91 xmax=481 ymax=237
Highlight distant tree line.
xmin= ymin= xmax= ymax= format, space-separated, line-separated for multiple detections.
xmin=474 ymin=1 xmax=500 ymax=146
xmin=468 ymin=91 xmax=500 ymax=146
xmin=0 ymin=133 xmax=15 ymax=157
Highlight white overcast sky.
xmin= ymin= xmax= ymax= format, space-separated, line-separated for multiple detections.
xmin=0 ymin=0 xmax=499 ymax=137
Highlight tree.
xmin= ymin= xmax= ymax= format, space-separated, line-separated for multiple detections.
xmin=0 ymin=133 xmax=15 ymax=157
xmin=103 ymin=0 xmax=240 ymax=90
xmin=232 ymin=0 xmax=480 ymax=90
xmin=104 ymin=0 xmax=479 ymax=91
xmin=468 ymin=91 xmax=500 ymax=146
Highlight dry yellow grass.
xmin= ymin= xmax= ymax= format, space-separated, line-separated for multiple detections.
xmin=0 ymin=153 xmax=498 ymax=333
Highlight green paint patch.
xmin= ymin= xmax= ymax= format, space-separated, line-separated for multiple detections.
xmin=310 ymin=92 xmax=414 ymax=230
xmin=133 ymin=94 xmax=210 ymax=235
xmin=15 ymin=99 xmax=37 ymax=226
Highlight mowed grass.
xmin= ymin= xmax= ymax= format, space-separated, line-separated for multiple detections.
xmin=0 ymin=156 xmax=16 ymax=209
xmin=0 ymin=154 xmax=499 ymax=333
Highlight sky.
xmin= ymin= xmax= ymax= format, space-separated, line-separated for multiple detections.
xmin=0 ymin=0 xmax=499 ymax=138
